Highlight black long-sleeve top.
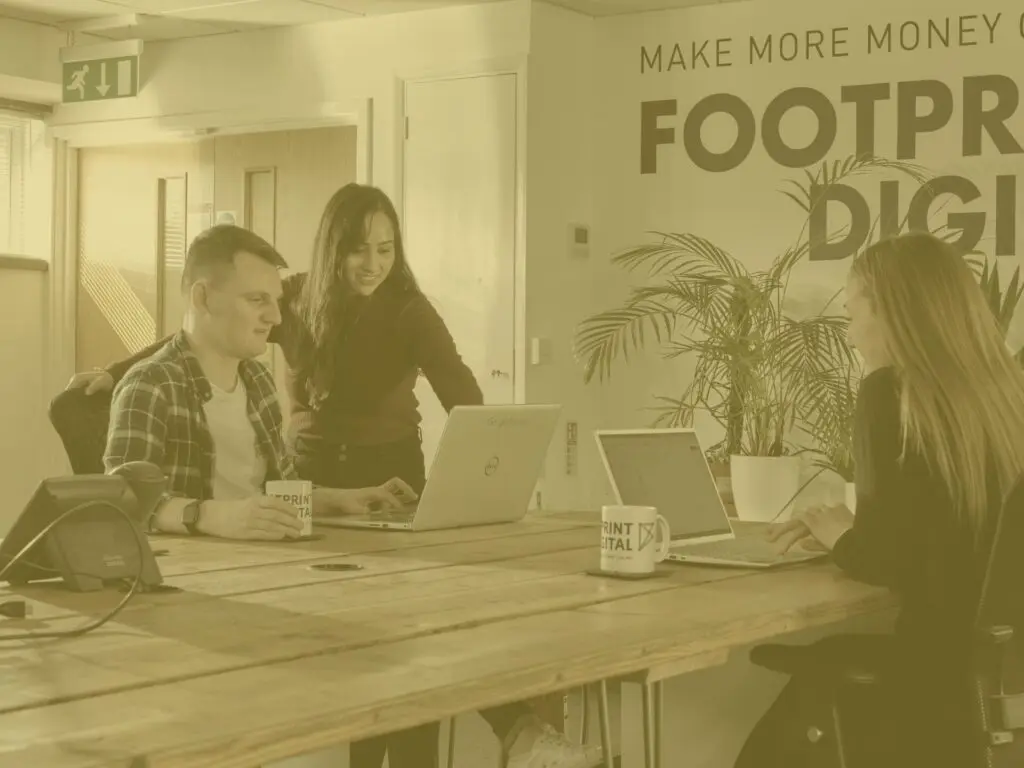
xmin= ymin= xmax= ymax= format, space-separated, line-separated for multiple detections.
xmin=833 ymin=366 xmax=999 ymax=662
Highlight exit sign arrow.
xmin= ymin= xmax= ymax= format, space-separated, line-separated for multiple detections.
xmin=96 ymin=62 xmax=110 ymax=96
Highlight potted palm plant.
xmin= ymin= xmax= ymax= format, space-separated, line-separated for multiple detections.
xmin=968 ymin=256 xmax=1024 ymax=363
xmin=800 ymin=354 xmax=861 ymax=512
xmin=574 ymin=154 xmax=928 ymax=521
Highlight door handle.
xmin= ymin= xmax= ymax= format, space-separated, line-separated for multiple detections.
xmin=490 ymin=369 xmax=510 ymax=379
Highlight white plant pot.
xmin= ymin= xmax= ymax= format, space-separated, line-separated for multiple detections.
xmin=730 ymin=455 xmax=802 ymax=522
xmin=845 ymin=482 xmax=857 ymax=514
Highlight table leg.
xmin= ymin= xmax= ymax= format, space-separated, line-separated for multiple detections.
xmin=580 ymin=686 xmax=590 ymax=744
xmin=641 ymin=683 xmax=655 ymax=768
xmin=446 ymin=717 xmax=456 ymax=768
xmin=597 ymin=681 xmax=614 ymax=767
xmin=653 ymin=681 xmax=663 ymax=768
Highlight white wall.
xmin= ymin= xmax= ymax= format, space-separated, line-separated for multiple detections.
xmin=533 ymin=0 xmax=1024 ymax=508
xmin=49 ymin=1 xmax=531 ymax=206
xmin=0 ymin=263 xmax=66 ymax=534
xmin=524 ymin=2 xmax=611 ymax=510
xmin=0 ymin=17 xmax=61 ymax=88
xmin=0 ymin=16 xmax=72 ymax=103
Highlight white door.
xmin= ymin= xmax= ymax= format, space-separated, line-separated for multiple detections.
xmin=403 ymin=73 xmax=518 ymax=471
xmin=211 ymin=126 xmax=358 ymax=426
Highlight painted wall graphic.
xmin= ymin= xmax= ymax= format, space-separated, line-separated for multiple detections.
xmin=583 ymin=0 xmax=1024 ymax=439
xmin=596 ymin=1 xmax=1024 ymax=266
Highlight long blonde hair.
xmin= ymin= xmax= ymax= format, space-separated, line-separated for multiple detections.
xmin=850 ymin=232 xmax=1024 ymax=537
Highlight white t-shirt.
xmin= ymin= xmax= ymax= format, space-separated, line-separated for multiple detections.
xmin=204 ymin=380 xmax=265 ymax=500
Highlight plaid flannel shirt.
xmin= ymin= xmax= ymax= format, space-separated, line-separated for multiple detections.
xmin=104 ymin=331 xmax=297 ymax=500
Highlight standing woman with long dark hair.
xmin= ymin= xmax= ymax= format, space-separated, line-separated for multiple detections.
xmin=276 ymin=183 xmax=476 ymax=495
xmin=70 ymin=183 xmax=603 ymax=768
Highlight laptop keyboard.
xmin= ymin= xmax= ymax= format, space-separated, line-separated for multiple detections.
xmin=671 ymin=536 xmax=818 ymax=564
xmin=367 ymin=503 xmax=418 ymax=522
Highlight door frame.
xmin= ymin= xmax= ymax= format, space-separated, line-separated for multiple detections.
xmin=53 ymin=99 xmax=373 ymax=372
xmin=398 ymin=68 xmax=527 ymax=405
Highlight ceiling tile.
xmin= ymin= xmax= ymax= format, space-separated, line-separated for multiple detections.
xmin=101 ymin=0 xmax=270 ymax=12
xmin=0 ymin=0 xmax=125 ymax=23
xmin=167 ymin=0 xmax=359 ymax=25
xmin=309 ymin=0 xmax=490 ymax=16
xmin=547 ymin=0 xmax=728 ymax=14
xmin=84 ymin=13 xmax=234 ymax=40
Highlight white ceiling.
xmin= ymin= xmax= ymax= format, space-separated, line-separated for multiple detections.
xmin=0 ymin=0 xmax=738 ymax=42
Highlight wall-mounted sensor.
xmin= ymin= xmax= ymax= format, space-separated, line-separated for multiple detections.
xmin=568 ymin=223 xmax=590 ymax=259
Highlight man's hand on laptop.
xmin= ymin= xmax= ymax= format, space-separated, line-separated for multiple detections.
xmin=199 ymin=497 xmax=304 ymax=540
xmin=66 ymin=368 xmax=113 ymax=395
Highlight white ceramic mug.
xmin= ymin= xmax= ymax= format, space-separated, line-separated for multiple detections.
xmin=265 ymin=480 xmax=313 ymax=537
xmin=600 ymin=505 xmax=671 ymax=575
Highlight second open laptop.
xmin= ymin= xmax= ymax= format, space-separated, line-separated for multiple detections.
xmin=318 ymin=404 xmax=561 ymax=532
xmin=594 ymin=428 xmax=828 ymax=568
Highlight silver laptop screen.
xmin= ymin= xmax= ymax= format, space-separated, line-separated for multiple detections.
xmin=596 ymin=431 xmax=733 ymax=542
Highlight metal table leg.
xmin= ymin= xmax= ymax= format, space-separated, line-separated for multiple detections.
xmin=596 ymin=680 xmax=614 ymax=767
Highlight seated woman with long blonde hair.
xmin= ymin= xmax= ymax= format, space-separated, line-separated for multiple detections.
xmin=736 ymin=232 xmax=1024 ymax=767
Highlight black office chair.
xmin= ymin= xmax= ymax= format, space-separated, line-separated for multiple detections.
xmin=749 ymin=479 xmax=1024 ymax=768
xmin=48 ymin=386 xmax=113 ymax=474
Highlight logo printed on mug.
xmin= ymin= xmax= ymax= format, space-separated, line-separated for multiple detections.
xmin=265 ymin=480 xmax=313 ymax=537
xmin=600 ymin=505 xmax=671 ymax=575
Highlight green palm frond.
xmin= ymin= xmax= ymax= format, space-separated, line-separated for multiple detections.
xmin=780 ymin=154 xmax=930 ymax=216
xmin=573 ymin=300 xmax=677 ymax=384
xmin=612 ymin=232 xmax=744 ymax=278
xmin=963 ymin=255 xmax=1024 ymax=338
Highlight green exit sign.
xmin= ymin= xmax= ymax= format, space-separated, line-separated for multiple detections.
xmin=62 ymin=56 xmax=138 ymax=103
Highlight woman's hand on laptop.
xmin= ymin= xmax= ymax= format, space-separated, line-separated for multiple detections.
xmin=798 ymin=504 xmax=854 ymax=550
xmin=767 ymin=504 xmax=854 ymax=553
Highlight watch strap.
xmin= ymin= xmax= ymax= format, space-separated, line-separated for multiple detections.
xmin=146 ymin=492 xmax=172 ymax=534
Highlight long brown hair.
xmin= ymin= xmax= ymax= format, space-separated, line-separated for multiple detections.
xmin=850 ymin=232 xmax=1024 ymax=536
xmin=295 ymin=183 xmax=420 ymax=406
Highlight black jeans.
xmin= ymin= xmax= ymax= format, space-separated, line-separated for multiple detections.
xmin=734 ymin=633 xmax=975 ymax=768
xmin=295 ymin=434 xmax=532 ymax=768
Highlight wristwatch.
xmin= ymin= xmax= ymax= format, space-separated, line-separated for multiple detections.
xmin=146 ymin=493 xmax=168 ymax=534
xmin=182 ymin=500 xmax=203 ymax=536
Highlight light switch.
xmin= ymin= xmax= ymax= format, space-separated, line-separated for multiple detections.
xmin=530 ymin=337 xmax=551 ymax=365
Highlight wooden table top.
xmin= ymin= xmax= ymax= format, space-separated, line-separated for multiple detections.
xmin=0 ymin=512 xmax=895 ymax=768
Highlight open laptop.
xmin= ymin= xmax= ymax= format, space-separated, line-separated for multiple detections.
xmin=594 ymin=428 xmax=828 ymax=568
xmin=319 ymin=404 xmax=561 ymax=531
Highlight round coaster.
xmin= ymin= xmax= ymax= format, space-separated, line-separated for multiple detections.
xmin=584 ymin=568 xmax=671 ymax=581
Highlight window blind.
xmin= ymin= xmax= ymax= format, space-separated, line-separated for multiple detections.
xmin=0 ymin=114 xmax=28 ymax=255
xmin=0 ymin=126 xmax=11 ymax=253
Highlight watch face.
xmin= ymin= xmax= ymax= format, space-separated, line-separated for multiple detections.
xmin=183 ymin=502 xmax=200 ymax=526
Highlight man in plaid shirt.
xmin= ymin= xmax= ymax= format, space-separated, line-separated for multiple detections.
xmin=105 ymin=224 xmax=408 ymax=540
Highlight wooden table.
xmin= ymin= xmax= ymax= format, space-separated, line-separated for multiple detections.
xmin=0 ymin=513 xmax=895 ymax=768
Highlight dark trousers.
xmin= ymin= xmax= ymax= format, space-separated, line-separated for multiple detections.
xmin=295 ymin=435 xmax=532 ymax=768
xmin=735 ymin=634 xmax=976 ymax=768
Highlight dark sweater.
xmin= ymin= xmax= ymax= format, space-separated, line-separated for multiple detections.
xmin=272 ymin=274 xmax=483 ymax=448
xmin=833 ymin=366 xmax=998 ymax=662
xmin=105 ymin=273 xmax=482 ymax=451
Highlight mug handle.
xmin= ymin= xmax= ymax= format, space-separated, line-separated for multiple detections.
xmin=654 ymin=515 xmax=672 ymax=562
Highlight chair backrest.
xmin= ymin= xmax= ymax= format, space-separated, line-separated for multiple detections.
xmin=974 ymin=477 xmax=1024 ymax=766
xmin=48 ymin=387 xmax=112 ymax=475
